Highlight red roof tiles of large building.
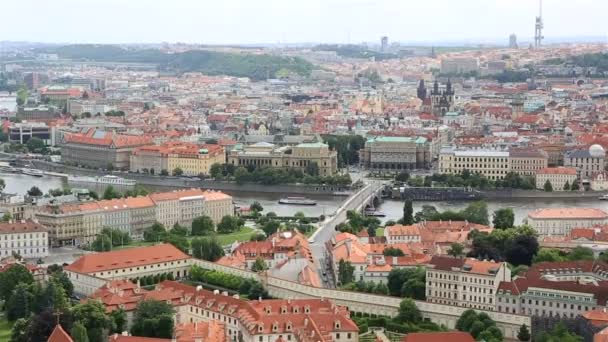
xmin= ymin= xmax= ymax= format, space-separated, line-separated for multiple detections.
xmin=65 ymin=243 xmax=190 ymax=274
xmin=63 ymin=128 xmax=152 ymax=148
xmin=402 ymin=332 xmax=475 ymax=342
xmin=48 ymin=325 xmax=73 ymax=342
xmin=528 ymin=208 xmax=608 ymax=219
xmin=537 ymin=167 xmax=577 ymax=175
xmin=0 ymin=220 xmax=47 ymax=234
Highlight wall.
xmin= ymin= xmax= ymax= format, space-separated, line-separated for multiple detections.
xmin=190 ymin=259 xmax=531 ymax=339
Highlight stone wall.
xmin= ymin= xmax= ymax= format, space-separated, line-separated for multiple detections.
xmin=190 ymin=259 xmax=531 ymax=339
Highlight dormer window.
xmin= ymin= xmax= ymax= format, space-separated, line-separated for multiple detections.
xmin=286 ymin=321 xmax=293 ymax=331
xmin=334 ymin=320 xmax=341 ymax=330
xmin=265 ymin=306 xmax=272 ymax=314
xmin=304 ymin=305 xmax=310 ymax=314
xmin=272 ymin=322 xmax=279 ymax=332
xmin=281 ymin=306 xmax=287 ymax=314
xmin=293 ymin=306 xmax=299 ymax=313
xmin=258 ymin=324 xmax=264 ymax=333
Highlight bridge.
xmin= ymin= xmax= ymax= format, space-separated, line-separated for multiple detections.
xmin=192 ymin=259 xmax=531 ymax=340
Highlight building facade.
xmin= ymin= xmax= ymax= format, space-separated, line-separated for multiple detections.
xmin=564 ymin=145 xmax=606 ymax=180
xmin=509 ymin=149 xmax=548 ymax=177
xmin=0 ymin=220 xmax=49 ymax=259
xmin=527 ymin=208 xmax=608 ymax=236
xmin=535 ymin=167 xmax=578 ymax=191
xmin=131 ymin=142 xmax=225 ymax=176
xmin=359 ymin=136 xmax=431 ymax=172
xmin=439 ymin=148 xmax=510 ymax=180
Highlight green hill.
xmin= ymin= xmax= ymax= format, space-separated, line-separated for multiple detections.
xmin=40 ymin=44 xmax=314 ymax=80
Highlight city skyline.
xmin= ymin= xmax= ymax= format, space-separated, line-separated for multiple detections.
xmin=1 ymin=0 xmax=607 ymax=45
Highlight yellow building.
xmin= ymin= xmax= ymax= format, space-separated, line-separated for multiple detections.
xmin=131 ymin=142 xmax=225 ymax=176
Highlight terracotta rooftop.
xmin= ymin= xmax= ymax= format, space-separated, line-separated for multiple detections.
xmin=48 ymin=325 xmax=73 ymax=342
xmin=0 ymin=220 xmax=47 ymax=234
xmin=402 ymin=332 xmax=475 ymax=342
xmin=64 ymin=243 xmax=190 ymax=274
xmin=528 ymin=208 xmax=608 ymax=219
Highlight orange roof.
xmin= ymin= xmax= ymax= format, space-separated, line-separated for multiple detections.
xmin=386 ymin=224 xmax=420 ymax=236
xmin=65 ymin=243 xmax=190 ymax=274
xmin=107 ymin=336 xmax=169 ymax=342
xmin=64 ymin=128 xmax=151 ymax=148
xmin=537 ymin=167 xmax=577 ymax=175
xmin=48 ymin=325 xmax=73 ymax=342
xmin=583 ymin=308 xmax=608 ymax=326
xmin=175 ymin=321 xmax=226 ymax=342
xmin=529 ymin=208 xmax=608 ymax=219
xmin=402 ymin=332 xmax=475 ymax=342
xmin=0 ymin=220 xmax=47 ymax=234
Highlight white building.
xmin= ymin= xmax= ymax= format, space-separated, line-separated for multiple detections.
xmin=535 ymin=167 xmax=578 ymax=191
xmin=527 ymin=208 xmax=608 ymax=236
xmin=0 ymin=220 xmax=49 ymax=259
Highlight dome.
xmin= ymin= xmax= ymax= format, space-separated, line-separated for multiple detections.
xmin=589 ymin=144 xmax=606 ymax=158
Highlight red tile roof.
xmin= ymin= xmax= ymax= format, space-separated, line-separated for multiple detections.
xmin=0 ymin=220 xmax=47 ymax=234
xmin=48 ymin=325 xmax=73 ymax=342
xmin=402 ymin=332 xmax=475 ymax=342
xmin=64 ymin=243 xmax=190 ymax=274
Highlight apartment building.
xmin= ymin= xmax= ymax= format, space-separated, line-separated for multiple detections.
xmin=441 ymin=57 xmax=480 ymax=74
xmin=509 ymin=149 xmax=548 ymax=176
xmin=62 ymin=128 xmax=152 ymax=170
xmin=36 ymin=189 xmax=234 ymax=246
xmin=90 ymin=279 xmax=358 ymax=342
xmin=65 ymin=244 xmax=192 ymax=295
xmin=67 ymin=100 xmax=116 ymax=116
xmin=535 ymin=167 xmax=577 ymax=191
xmin=426 ymin=256 xmax=511 ymax=311
xmin=130 ymin=142 xmax=225 ymax=176
xmin=8 ymin=122 xmax=55 ymax=145
xmin=564 ymin=145 xmax=606 ymax=180
xmin=527 ymin=208 xmax=608 ymax=236
xmin=358 ymin=136 xmax=431 ymax=172
xmin=227 ymin=142 xmax=338 ymax=176
xmin=439 ymin=148 xmax=510 ymax=180
xmin=0 ymin=220 xmax=49 ymax=259
xmin=497 ymin=261 xmax=608 ymax=318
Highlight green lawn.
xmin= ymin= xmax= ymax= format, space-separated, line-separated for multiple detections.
xmin=213 ymin=227 xmax=256 ymax=245
xmin=0 ymin=318 xmax=13 ymax=341
xmin=376 ymin=227 xmax=384 ymax=237
xmin=114 ymin=240 xmax=155 ymax=250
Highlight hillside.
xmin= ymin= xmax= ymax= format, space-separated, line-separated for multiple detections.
xmin=39 ymin=44 xmax=314 ymax=80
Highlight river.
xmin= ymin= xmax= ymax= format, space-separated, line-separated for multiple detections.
xmin=4 ymin=172 xmax=608 ymax=225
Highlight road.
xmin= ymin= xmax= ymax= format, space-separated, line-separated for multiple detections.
xmin=309 ymin=180 xmax=387 ymax=288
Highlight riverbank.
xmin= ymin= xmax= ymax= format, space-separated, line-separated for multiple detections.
xmin=481 ymin=189 xmax=608 ymax=199
xmin=24 ymin=160 xmax=354 ymax=196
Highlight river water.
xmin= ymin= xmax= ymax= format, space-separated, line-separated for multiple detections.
xmin=3 ymin=173 xmax=608 ymax=225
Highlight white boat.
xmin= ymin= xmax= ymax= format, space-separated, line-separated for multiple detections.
xmin=278 ymin=197 xmax=317 ymax=205
xmin=22 ymin=168 xmax=44 ymax=177
xmin=599 ymin=194 xmax=608 ymax=201
xmin=68 ymin=175 xmax=136 ymax=186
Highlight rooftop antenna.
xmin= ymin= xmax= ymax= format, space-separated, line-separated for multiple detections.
xmin=534 ymin=0 xmax=544 ymax=48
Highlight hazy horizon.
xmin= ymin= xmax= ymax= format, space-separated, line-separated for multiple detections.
xmin=1 ymin=0 xmax=607 ymax=45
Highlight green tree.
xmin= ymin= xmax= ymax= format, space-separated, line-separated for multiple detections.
xmin=71 ymin=300 xmax=112 ymax=342
xmin=217 ymin=215 xmax=241 ymax=234
xmin=563 ymin=181 xmax=570 ymax=191
xmin=402 ymin=199 xmax=414 ymax=225
xmin=0 ymin=264 xmax=34 ymax=301
xmin=337 ymin=259 xmax=355 ymax=285
xmin=234 ymin=167 xmax=249 ymax=184
xmin=462 ymin=201 xmax=489 ymax=225
xmin=251 ymin=257 xmax=268 ymax=272
xmin=533 ymin=248 xmax=565 ymax=263
xmin=144 ymin=222 xmax=167 ymax=242
xmin=250 ymin=201 xmax=264 ymax=213
xmin=518 ymin=324 xmax=531 ymax=341
xmin=6 ymin=283 xmax=32 ymax=320
xmin=102 ymin=186 xmax=120 ymax=200
xmin=544 ymin=179 xmax=553 ymax=192
xmin=395 ymin=172 xmax=410 ymax=182
xmin=571 ymin=179 xmax=580 ymax=191
xmin=210 ymin=163 xmax=222 ymax=179
xmin=2 ymin=212 xmax=11 ymax=222
xmin=26 ymin=137 xmax=46 ymax=153
xmin=9 ymin=318 xmax=28 ymax=342
xmin=50 ymin=270 xmax=74 ymax=298
xmin=568 ymin=246 xmax=594 ymax=261
xmin=27 ymin=186 xmax=43 ymax=197
xmin=262 ymin=220 xmax=280 ymax=236
xmin=191 ymin=237 xmax=225 ymax=261
xmin=305 ymin=162 xmax=320 ymax=176
xmin=172 ymin=167 xmax=183 ymax=176
xmin=395 ymin=299 xmax=422 ymax=324
xmin=160 ymin=169 xmax=169 ymax=176
xmin=71 ymin=322 xmax=89 ymax=342
xmin=110 ymin=308 xmax=127 ymax=334
xmin=169 ymin=223 xmax=188 ymax=236
xmin=91 ymin=234 xmax=112 ymax=252
xmin=448 ymin=242 xmax=465 ymax=258
xmin=383 ymin=247 xmax=405 ymax=257
xmin=0 ymin=178 xmax=5 ymax=192
xmin=401 ymin=278 xmax=426 ymax=300
xmin=131 ymin=299 xmax=175 ymax=338
xmin=191 ymin=216 xmax=215 ymax=235
xmin=493 ymin=208 xmax=515 ymax=229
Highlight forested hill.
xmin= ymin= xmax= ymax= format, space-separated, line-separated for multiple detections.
xmin=38 ymin=44 xmax=314 ymax=80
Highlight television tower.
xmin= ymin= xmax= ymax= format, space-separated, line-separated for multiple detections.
xmin=534 ymin=0 xmax=544 ymax=48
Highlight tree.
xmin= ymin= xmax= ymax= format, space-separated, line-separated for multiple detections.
xmin=533 ymin=248 xmax=565 ymax=263
xmin=0 ymin=178 xmax=5 ymax=192
xmin=571 ymin=179 xmax=580 ymax=191
xmin=26 ymin=137 xmax=46 ymax=153
xmin=262 ymin=220 xmax=280 ymax=236
xmin=51 ymin=270 xmax=74 ymax=298
xmin=383 ymin=247 xmax=405 ymax=257
xmin=160 ymin=169 xmax=169 ymax=176
xmin=169 ymin=223 xmax=188 ymax=236
xmin=217 ymin=215 xmax=241 ymax=234
xmin=305 ymin=162 xmax=320 ymax=176
xmin=250 ymin=201 xmax=264 ymax=213
xmin=518 ymin=324 xmax=531 ymax=341
xmin=294 ymin=211 xmax=306 ymax=222
xmin=402 ymin=199 xmax=414 ymax=225
xmin=6 ymin=283 xmax=32 ymax=320
xmin=109 ymin=308 xmax=127 ymax=334
xmin=102 ymin=186 xmax=120 ymax=200
xmin=191 ymin=216 xmax=215 ymax=235
xmin=395 ymin=171 xmax=410 ymax=182
xmin=505 ymin=234 xmax=539 ymax=266
xmin=71 ymin=322 xmax=89 ymax=342
xmin=462 ymin=201 xmax=489 ymax=225
xmin=544 ymin=179 xmax=553 ymax=192
xmin=71 ymin=300 xmax=112 ymax=342
xmin=144 ymin=222 xmax=167 ymax=242
xmin=2 ymin=212 xmax=11 ymax=222
xmin=191 ymin=238 xmax=225 ymax=261
xmin=0 ymin=264 xmax=34 ymax=301
xmin=172 ymin=167 xmax=183 ymax=176
xmin=337 ymin=259 xmax=355 ymax=285
xmin=395 ymin=299 xmax=422 ymax=324
xmin=210 ymin=163 xmax=222 ymax=179
xmin=563 ymin=181 xmax=570 ymax=191
xmin=91 ymin=234 xmax=112 ymax=252
xmin=568 ymin=246 xmax=595 ymax=261
xmin=251 ymin=257 xmax=268 ymax=272
xmin=493 ymin=208 xmax=515 ymax=229
xmin=234 ymin=167 xmax=249 ymax=185
xmin=448 ymin=242 xmax=465 ymax=258
xmin=9 ymin=318 xmax=28 ymax=342
xmin=401 ymin=278 xmax=426 ymax=300
xmin=27 ymin=186 xmax=43 ymax=197
xmin=131 ymin=299 xmax=174 ymax=338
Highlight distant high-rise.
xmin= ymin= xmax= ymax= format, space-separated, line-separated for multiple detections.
xmin=534 ymin=0 xmax=544 ymax=48
xmin=380 ymin=36 xmax=388 ymax=53
xmin=509 ymin=34 xmax=518 ymax=49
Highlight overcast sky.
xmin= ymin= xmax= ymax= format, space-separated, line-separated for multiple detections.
xmin=2 ymin=0 xmax=607 ymax=45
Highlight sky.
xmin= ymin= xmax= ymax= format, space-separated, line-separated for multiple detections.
xmin=1 ymin=0 xmax=607 ymax=45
